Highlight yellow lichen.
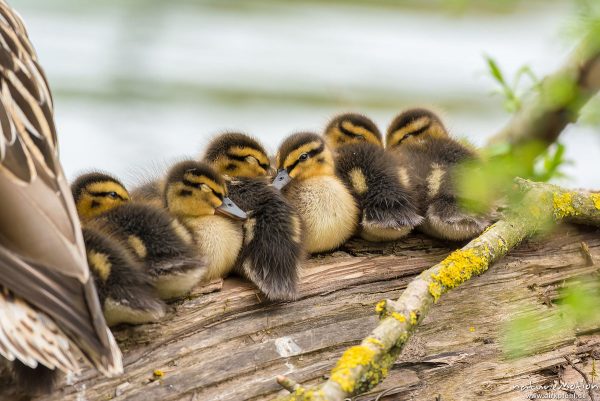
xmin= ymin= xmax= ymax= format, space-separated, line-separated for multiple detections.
xmin=410 ymin=311 xmax=418 ymax=325
xmin=469 ymin=326 xmax=475 ymax=333
xmin=428 ymin=248 xmax=489 ymax=301
xmin=330 ymin=346 xmax=376 ymax=393
xmin=153 ymin=369 xmax=164 ymax=379
xmin=553 ymin=192 xmax=576 ymax=219
xmin=366 ymin=337 xmax=384 ymax=349
xmin=391 ymin=312 xmax=406 ymax=323
xmin=286 ymin=387 xmax=325 ymax=401
xmin=429 ymin=281 xmax=443 ymax=302
xmin=591 ymin=193 xmax=600 ymax=211
xmin=375 ymin=300 xmax=386 ymax=316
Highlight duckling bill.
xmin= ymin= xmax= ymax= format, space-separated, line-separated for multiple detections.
xmin=386 ymin=108 xmax=490 ymax=241
xmin=324 ymin=113 xmax=423 ymax=241
xmin=203 ymin=132 xmax=303 ymax=301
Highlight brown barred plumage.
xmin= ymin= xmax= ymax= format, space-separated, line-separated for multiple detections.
xmin=0 ymin=0 xmax=122 ymax=393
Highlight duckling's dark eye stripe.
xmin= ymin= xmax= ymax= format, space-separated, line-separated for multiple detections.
xmin=287 ymin=143 xmax=325 ymax=173
xmin=225 ymin=153 xmax=270 ymax=171
xmin=89 ymin=191 xmax=127 ymax=201
xmin=398 ymin=122 xmax=431 ymax=143
xmin=182 ymin=178 xmax=224 ymax=200
xmin=339 ymin=122 xmax=366 ymax=139
xmin=182 ymin=178 xmax=201 ymax=189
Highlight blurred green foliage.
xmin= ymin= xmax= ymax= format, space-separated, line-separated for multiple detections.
xmin=485 ymin=56 xmax=540 ymax=113
xmin=503 ymin=276 xmax=600 ymax=359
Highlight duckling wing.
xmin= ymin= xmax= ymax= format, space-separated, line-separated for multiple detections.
xmin=0 ymin=0 xmax=121 ymax=375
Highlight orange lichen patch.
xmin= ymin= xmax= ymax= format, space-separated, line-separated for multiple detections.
xmin=428 ymin=248 xmax=489 ymax=302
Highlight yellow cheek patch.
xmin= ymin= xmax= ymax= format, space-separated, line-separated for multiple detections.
xmin=87 ymin=181 xmax=130 ymax=200
xmin=388 ymin=116 xmax=431 ymax=147
xmin=88 ymin=250 xmax=111 ymax=282
xmin=349 ymin=168 xmax=368 ymax=194
xmin=283 ymin=141 xmax=322 ymax=169
xmin=127 ymin=235 xmax=147 ymax=259
xmin=341 ymin=121 xmax=382 ymax=146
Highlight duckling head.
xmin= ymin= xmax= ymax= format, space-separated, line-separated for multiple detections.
xmin=324 ymin=113 xmax=383 ymax=149
xmin=203 ymin=132 xmax=272 ymax=178
xmin=164 ymin=160 xmax=247 ymax=220
xmin=273 ymin=132 xmax=334 ymax=190
xmin=71 ymin=172 xmax=130 ymax=221
xmin=386 ymin=108 xmax=448 ymax=148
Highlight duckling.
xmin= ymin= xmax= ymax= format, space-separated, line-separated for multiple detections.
xmin=82 ymin=227 xmax=166 ymax=326
xmin=386 ymin=108 xmax=490 ymax=241
xmin=324 ymin=113 xmax=423 ymax=242
xmin=164 ymin=160 xmax=247 ymax=282
xmin=0 ymin=1 xmax=121 ymax=395
xmin=203 ymin=132 xmax=273 ymax=178
xmin=203 ymin=133 xmax=303 ymax=301
xmin=273 ymin=133 xmax=359 ymax=253
xmin=130 ymin=179 xmax=164 ymax=208
xmin=72 ymin=172 xmax=207 ymax=300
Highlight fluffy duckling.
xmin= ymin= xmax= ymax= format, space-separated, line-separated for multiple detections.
xmin=203 ymin=133 xmax=303 ymax=301
xmin=164 ymin=160 xmax=247 ymax=282
xmin=324 ymin=113 xmax=423 ymax=241
xmin=203 ymin=132 xmax=273 ymax=178
xmin=386 ymin=108 xmax=489 ymax=241
xmin=273 ymin=133 xmax=359 ymax=253
xmin=82 ymin=227 xmax=166 ymax=326
xmin=72 ymin=173 xmax=207 ymax=300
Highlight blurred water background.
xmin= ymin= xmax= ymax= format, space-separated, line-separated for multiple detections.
xmin=10 ymin=0 xmax=600 ymax=188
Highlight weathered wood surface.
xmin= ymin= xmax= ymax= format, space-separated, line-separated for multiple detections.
xmin=1 ymin=225 xmax=599 ymax=401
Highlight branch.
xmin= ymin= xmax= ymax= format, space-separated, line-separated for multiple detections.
xmin=487 ymin=34 xmax=600 ymax=147
xmin=274 ymin=181 xmax=600 ymax=401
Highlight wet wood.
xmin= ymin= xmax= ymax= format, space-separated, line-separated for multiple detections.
xmin=1 ymin=225 xmax=599 ymax=401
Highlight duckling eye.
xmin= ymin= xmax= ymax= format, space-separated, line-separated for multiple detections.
xmin=358 ymin=136 xmax=366 ymax=141
xmin=107 ymin=191 xmax=119 ymax=199
xmin=299 ymin=153 xmax=309 ymax=161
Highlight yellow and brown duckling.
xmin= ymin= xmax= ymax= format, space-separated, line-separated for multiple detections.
xmin=386 ymin=108 xmax=490 ymax=241
xmin=273 ymin=132 xmax=359 ymax=253
xmin=164 ymin=160 xmax=247 ymax=282
xmin=81 ymin=227 xmax=166 ymax=326
xmin=203 ymin=132 xmax=273 ymax=178
xmin=72 ymin=172 xmax=207 ymax=300
xmin=202 ymin=133 xmax=303 ymax=301
xmin=324 ymin=113 xmax=423 ymax=241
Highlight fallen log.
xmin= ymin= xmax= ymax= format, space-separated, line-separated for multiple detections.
xmin=0 ymin=215 xmax=598 ymax=400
